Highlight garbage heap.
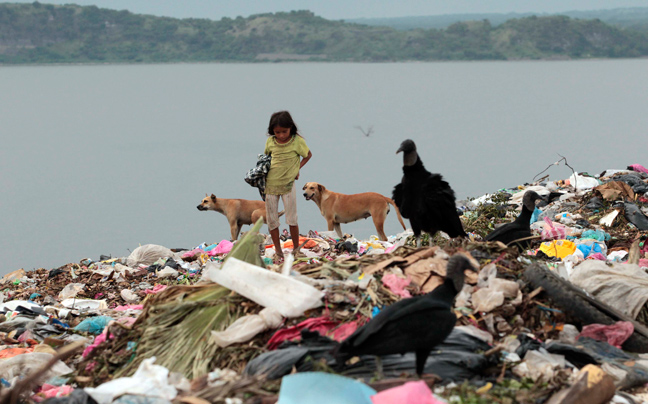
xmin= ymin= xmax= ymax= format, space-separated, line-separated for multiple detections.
xmin=2 ymin=165 xmax=648 ymax=404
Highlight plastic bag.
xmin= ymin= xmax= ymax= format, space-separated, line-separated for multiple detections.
xmin=211 ymin=307 xmax=282 ymax=348
xmin=246 ymin=328 xmax=494 ymax=382
xmin=371 ymin=381 xmax=445 ymax=404
xmin=578 ymin=322 xmax=634 ymax=349
xmin=489 ymin=278 xmax=520 ymax=299
xmin=381 ymin=273 xmax=412 ymax=298
xmin=628 ymin=164 xmax=648 ymax=174
xmin=32 ymin=383 xmax=75 ymax=402
xmin=477 ymin=263 xmax=497 ymax=288
xmin=581 ymin=229 xmax=610 ymax=241
xmin=207 ymin=240 xmax=233 ymax=255
xmin=206 ymin=258 xmax=323 ymax=318
xmin=0 ymin=299 xmax=43 ymax=312
xmin=0 ymin=352 xmax=73 ymax=383
xmin=539 ymin=240 xmax=577 ymax=259
xmin=60 ymin=299 xmax=108 ymax=311
xmin=85 ymin=357 xmax=177 ymax=404
xmin=112 ymin=395 xmax=172 ymax=404
xmin=559 ymin=324 xmax=580 ymax=344
xmin=575 ymin=239 xmax=607 ymax=259
xmin=567 ymin=172 xmax=600 ymax=191
xmin=471 ymin=288 xmax=504 ymax=313
xmin=41 ymin=389 xmax=97 ymax=404
xmin=570 ymin=260 xmax=648 ymax=319
xmin=126 ymin=244 xmax=174 ymax=267
xmin=74 ymin=316 xmax=113 ymax=334
xmin=157 ymin=267 xmax=179 ymax=279
xmin=624 ymin=202 xmax=648 ymax=230
xmin=541 ymin=217 xmax=567 ymax=240
xmin=513 ymin=350 xmax=566 ymax=383
xmin=120 ymin=289 xmax=139 ymax=303
xmin=278 ymin=373 xmax=375 ymax=404
xmin=59 ymin=283 xmax=86 ymax=300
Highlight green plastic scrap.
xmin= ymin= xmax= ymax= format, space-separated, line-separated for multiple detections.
xmin=224 ymin=217 xmax=266 ymax=268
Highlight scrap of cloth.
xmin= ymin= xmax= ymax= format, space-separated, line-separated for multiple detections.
xmin=244 ymin=154 xmax=272 ymax=200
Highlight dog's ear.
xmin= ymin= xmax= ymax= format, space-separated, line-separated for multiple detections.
xmin=302 ymin=183 xmax=307 ymax=190
xmin=210 ymin=194 xmax=216 ymax=201
xmin=318 ymin=184 xmax=325 ymax=192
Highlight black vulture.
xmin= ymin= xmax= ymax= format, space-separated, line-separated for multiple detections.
xmin=392 ymin=139 xmax=466 ymax=245
xmin=334 ymin=254 xmax=478 ymax=377
xmin=484 ymin=190 xmax=543 ymax=250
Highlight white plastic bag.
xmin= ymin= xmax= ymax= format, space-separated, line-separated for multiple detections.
xmin=0 ymin=299 xmax=43 ymax=312
xmin=157 ymin=267 xmax=179 ymax=279
xmin=0 ymin=352 xmax=73 ymax=382
xmin=513 ymin=350 xmax=566 ymax=382
xmin=211 ymin=307 xmax=283 ymax=348
xmin=489 ymin=278 xmax=520 ymax=299
xmin=59 ymin=283 xmax=86 ymax=299
xmin=477 ymin=263 xmax=497 ymax=288
xmin=568 ymin=172 xmax=600 ymax=191
xmin=127 ymin=244 xmax=174 ymax=267
xmin=60 ymin=298 xmax=108 ymax=311
xmin=85 ymin=357 xmax=177 ymax=404
xmin=206 ymin=258 xmax=323 ymax=318
xmin=471 ymin=288 xmax=505 ymax=312
xmin=121 ymin=289 xmax=140 ymax=304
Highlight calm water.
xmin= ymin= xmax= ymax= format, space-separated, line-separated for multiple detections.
xmin=2 ymin=60 xmax=648 ymax=275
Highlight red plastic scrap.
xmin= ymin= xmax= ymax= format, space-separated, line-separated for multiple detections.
xmin=267 ymin=316 xmax=358 ymax=350
xmin=577 ymin=321 xmax=634 ymax=348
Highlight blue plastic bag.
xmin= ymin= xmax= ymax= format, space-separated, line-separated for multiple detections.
xmin=278 ymin=372 xmax=376 ymax=404
xmin=74 ymin=316 xmax=112 ymax=334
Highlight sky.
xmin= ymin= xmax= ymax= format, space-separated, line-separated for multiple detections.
xmin=6 ymin=0 xmax=648 ymax=20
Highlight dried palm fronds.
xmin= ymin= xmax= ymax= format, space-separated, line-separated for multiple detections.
xmin=116 ymin=284 xmax=236 ymax=380
xmin=224 ymin=217 xmax=266 ymax=267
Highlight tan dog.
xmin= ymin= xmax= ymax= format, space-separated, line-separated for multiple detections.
xmin=302 ymin=182 xmax=406 ymax=241
xmin=197 ymin=194 xmax=283 ymax=240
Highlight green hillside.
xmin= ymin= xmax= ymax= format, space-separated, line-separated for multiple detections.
xmin=1 ymin=2 xmax=647 ymax=64
xmin=348 ymin=7 xmax=648 ymax=31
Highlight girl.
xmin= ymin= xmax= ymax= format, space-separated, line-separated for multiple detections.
xmin=264 ymin=111 xmax=312 ymax=263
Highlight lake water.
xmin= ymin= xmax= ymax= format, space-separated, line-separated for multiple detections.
xmin=2 ymin=60 xmax=648 ymax=276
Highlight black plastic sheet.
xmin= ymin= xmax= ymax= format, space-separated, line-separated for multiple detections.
xmin=245 ymin=328 xmax=497 ymax=382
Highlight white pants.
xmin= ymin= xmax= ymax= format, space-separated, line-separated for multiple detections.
xmin=265 ymin=183 xmax=298 ymax=231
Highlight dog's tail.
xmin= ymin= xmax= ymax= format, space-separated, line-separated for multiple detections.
xmin=278 ymin=210 xmax=286 ymax=218
xmin=387 ymin=198 xmax=407 ymax=230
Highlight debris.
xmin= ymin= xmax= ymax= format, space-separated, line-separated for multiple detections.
xmin=546 ymin=364 xmax=615 ymax=404
xmin=3 ymin=164 xmax=648 ymax=402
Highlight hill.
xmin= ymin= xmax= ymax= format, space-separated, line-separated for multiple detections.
xmin=1 ymin=3 xmax=647 ymax=64
xmin=347 ymin=7 xmax=648 ymax=32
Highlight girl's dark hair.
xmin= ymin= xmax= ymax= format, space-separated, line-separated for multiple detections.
xmin=267 ymin=110 xmax=299 ymax=137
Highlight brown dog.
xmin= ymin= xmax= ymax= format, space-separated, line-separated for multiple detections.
xmin=302 ymin=182 xmax=406 ymax=241
xmin=197 ymin=194 xmax=283 ymax=241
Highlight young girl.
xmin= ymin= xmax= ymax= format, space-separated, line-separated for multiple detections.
xmin=264 ymin=111 xmax=312 ymax=263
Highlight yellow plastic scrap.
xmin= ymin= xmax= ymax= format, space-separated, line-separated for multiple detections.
xmin=580 ymin=364 xmax=606 ymax=388
xmin=476 ymin=382 xmax=493 ymax=394
xmin=539 ymin=239 xmax=576 ymax=259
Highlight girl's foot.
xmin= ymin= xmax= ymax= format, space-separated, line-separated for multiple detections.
xmin=292 ymin=249 xmax=306 ymax=258
xmin=273 ymin=254 xmax=285 ymax=265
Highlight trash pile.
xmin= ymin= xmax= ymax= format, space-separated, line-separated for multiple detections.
xmin=2 ymin=165 xmax=648 ymax=404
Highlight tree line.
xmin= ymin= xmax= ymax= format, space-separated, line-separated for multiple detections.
xmin=1 ymin=3 xmax=647 ymax=64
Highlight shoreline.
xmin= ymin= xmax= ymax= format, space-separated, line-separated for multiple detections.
xmin=2 ymin=56 xmax=648 ymax=68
